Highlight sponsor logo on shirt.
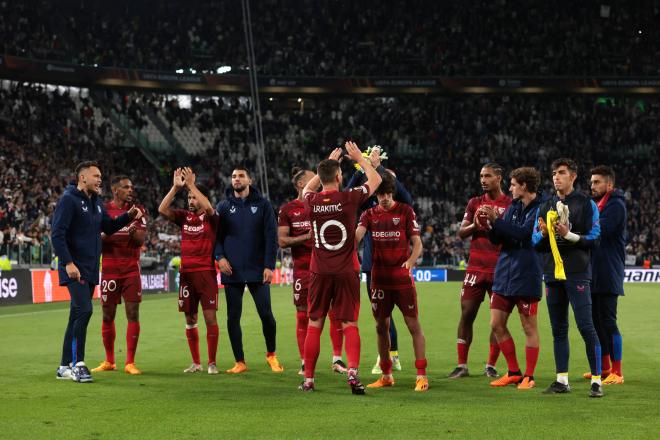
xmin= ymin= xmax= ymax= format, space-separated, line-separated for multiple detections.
xmin=372 ymin=231 xmax=401 ymax=238
xmin=292 ymin=221 xmax=311 ymax=228
xmin=230 ymin=206 xmax=236 ymax=214
xmin=183 ymin=224 xmax=205 ymax=233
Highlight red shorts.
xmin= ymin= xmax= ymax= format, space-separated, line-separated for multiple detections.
xmin=178 ymin=271 xmax=218 ymax=314
xmin=100 ymin=275 xmax=142 ymax=306
xmin=369 ymin=285 xmax=418 ymax=319
xmin=490 ymin=293 xmax=539 ymax=317
xmin=292 ymin=273 xmax=309 ymax=308
xmin=460 ymin=270 xmax=494 ymax=302
xmin=308 ymin=272 xmax=360 ymax=322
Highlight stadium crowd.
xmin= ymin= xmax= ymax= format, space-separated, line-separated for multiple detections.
xmin=1 ymin=82 xmax=659 ymax=267
xmin=1 ymin=0 xmax=658 ymax=76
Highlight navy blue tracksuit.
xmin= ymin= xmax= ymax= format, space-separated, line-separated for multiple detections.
xmin=214 ymin=187 xmax=278 ymax=362
xmin=489 ymin=195 xmax=543 ymax=299
xmin=532 ymin=190 xmax=602 ymax=376
xmin=591 ymin=189 xmax=626 ymax=364
xmin=346 ymin=166 xmax=413 ymax=352
xmin=51 ymin=184 xmax=131 ymax=366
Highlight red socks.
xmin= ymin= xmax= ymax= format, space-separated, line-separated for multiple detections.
xmin=125 ymin=321 xmax=140 ymax=365
xmin=329 ymin=318 xmax=343 ymax=357
xmin=415 ymin=358 xmax=428 ymax=376
xmin=380 ymin=357 xmax=393 ymax=375
xmin=296 ymin=311 xmax=308 ymax=359
xmin=499 ymin=338 xmax=520 ymax=373
xmin=612 ymin=359 xmax=622 ymax=376
xmin=186 ymin=326 xmax=201 ymax=365
xmin=488 ymin=343 xmax=501 ymax=366
xmin=303 ymin=326 xmax=322 ymax=379
xmin=602 ymin=355 xmax=612 ymax=374
xmin=457 ymin=340 xmax=469 ymax=365
xmin=207 ymin=324 xmax=219 ymax=365
xmin=343 ymin=325 xmax=361 ymax=369
xmin=101 ymin=321 xmax=116 ymax=364
xmin=524 ymin=346 xmax=539 ymax=377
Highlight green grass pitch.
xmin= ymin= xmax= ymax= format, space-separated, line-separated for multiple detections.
xmin=1 ymin=282 xmax=659 ymax=439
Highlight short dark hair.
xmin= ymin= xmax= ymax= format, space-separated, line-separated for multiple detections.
xmin=232 ymin=164 xmax=250 ymax=177
xmin=291 ymin=167 xmax=308 ymax=186
xmin=317 ymin=159 xmax=340 ymax=185
xmin=375 ymin=171 xmax=397 ymax=196
xmin=111 ymin=175 xmax=131 ymax=187
xmin=551 ymin=158 xmax=578 ymax=174
xmin=509 ymin=167 xmax=541 ymax=193
xmin=590 ymin=165 xmax=615 ymax=183
xmin=75 ymin=160 xmax=100 ymax=177
xmin=191 ymin=183 xmax=210 ymax=199
xmin=482 ymin=163 xmax=504 ymax=176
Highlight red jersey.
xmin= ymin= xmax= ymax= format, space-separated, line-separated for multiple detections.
xmin=101 ymin=201 xmax=146 ymax=279
xmin=304 ymin=185 xmax=370 ymax=275
xmin=173 ymin=209 xmax=220 ymax=273
xmin=278 ymin=198 xmax=312 ymax=276
xmin=358 ymin=202 xmax=420 ymax=290
xmin=463 ymin=193 xmax=512 ymax=273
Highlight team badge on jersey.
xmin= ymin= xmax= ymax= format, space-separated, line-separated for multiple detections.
xmin=392 ymin=217 xmax=400 ymax=225
xmin=251 ymin=206 xmax=258 ymax=214
xmin=230 ymin=206 xmax=236 ymax=214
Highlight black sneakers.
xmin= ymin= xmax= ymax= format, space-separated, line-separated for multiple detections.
xmin=543 ymin=381 xmax=571 ymax=394
xmin=589 ymin=382 xmax=604 ymax=398
xmin=448 ymin=366 xmax=469 ymax=379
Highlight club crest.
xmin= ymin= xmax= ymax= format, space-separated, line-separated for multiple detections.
xmin=392 ymin=217 xmax=400 ymax=225
xmin=230 ymin=206 xmax=236 ymax=214
xmin=251 ymin=206 xmax=258 ymax=214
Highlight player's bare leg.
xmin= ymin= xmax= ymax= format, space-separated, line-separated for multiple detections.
xmin=203 ymin=309 xmax=219 ymax=374
xmin=489 ymin=310 xmax=523 ymax=387
xmin=184 ymin=313 xmax=202 ymax=373
xmin=517 ymin=313 xmax=539 ymax=389
xmin=450 ymin=299 xmax=480 ymax=378
xmin=123 ymin=301 xmax=142 ymax=374
xmin=368 ymin=317 xmax=395 ymax=388
xmin=92 ymin=304 xmax=118 ymax=372
xmin=403 ymin=315 xmax=429 ymax=392
xmin=342 ymin=320 xmax=365 ymax=395
xmin=300 ymin=317 xmax=326 ymax=391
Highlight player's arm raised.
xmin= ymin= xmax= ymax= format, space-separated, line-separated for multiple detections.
xmin=182 ymin=167 xmax=214 ymax=216
xmin=346 ymin=141 xmax=381 ymax=196
xmin=158 ymin=168 xmax=185 ymax=221
xmin=302 ymin=147 xmax=343 ymax=197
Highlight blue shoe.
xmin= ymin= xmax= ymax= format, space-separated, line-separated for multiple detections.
xmin=56 ymin=365 xmax=73 ymax=380
xmin=72 ymin=362 xmax=93 ymax=383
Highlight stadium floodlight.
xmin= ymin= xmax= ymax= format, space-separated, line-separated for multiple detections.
xmin=216 ymin=66 xmax=232 ymax=74
xmin=175 ymin=69 xmax=184 ymax=74
xmin=190 ymin=68 xmax=197 ymax=74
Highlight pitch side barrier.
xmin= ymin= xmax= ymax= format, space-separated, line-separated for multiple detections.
xmin=3 ymin=54 xmax=660 ymax=95
xmin=445 ymin=269 xmax=660 ymax=284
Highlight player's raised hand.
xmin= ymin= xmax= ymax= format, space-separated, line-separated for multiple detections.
xmin=127 ymin=205 xmax=143 ymax=220
xmin=182 ymin=167 xmax=196 ymax=187
xmin=345 ymin=141 xmax=364 ymax=163
xmin=328 ymin=147 xmax=343 ymax=161
xmin=369 ymin=146 xmax=382 ymax=168
xmin=263 ymin=268 xmax=273 ymax=284
xmin=173 ymin=168 xmax=185 ymax=188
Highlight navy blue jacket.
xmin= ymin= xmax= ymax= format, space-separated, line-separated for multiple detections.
xmin=591 ymin=189 xmax=626 ymax=295
xmin=51 ymin=184 xmax=131 ymax=286
xmin=532 ymin=190 xmax=600 ymax=282
xmin=346 ymin=166 xmax=413 ymax=272
xmin=214 ymin=186 xmax=277 ymax=284
xmin=489 ymin=195 xmax=543 ymax=298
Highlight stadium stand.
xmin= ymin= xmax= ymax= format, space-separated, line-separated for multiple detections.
xmin=1 ymin=0 xmax=658 ymax=76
